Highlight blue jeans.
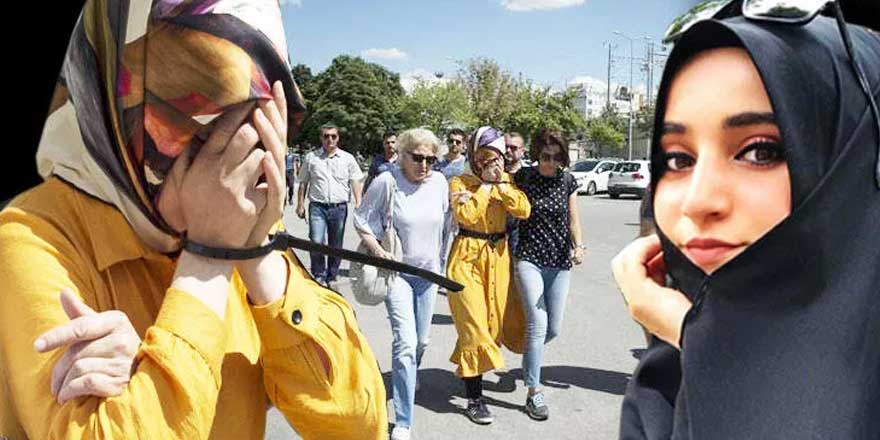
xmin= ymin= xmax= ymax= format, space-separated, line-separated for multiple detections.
xmin=385 ymin=274 xmax=438 ymax=428
xmin=308 ymin=202 xmax=348 ymax=281
xmin=514 ymin=259 xmax=571 ymax=388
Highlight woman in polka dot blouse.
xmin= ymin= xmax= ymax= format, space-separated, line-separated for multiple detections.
xmin=511 ymin=129 xmax=585 ymax=421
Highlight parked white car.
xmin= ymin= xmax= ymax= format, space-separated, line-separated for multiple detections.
xmin=571 ymin=159 xmax=619 ymax=195
xmin=607 ymin=160 xmax=651 ymax=199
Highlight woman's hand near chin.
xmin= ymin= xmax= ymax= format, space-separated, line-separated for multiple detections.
xmin=612 ymin=234 xmax=692 ymax=350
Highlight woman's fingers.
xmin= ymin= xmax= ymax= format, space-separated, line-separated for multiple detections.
xmin=646 ymin=251 xmax=667 ymax=286
xmin=612 ymin=235 xmax=662 ymax=283
xmin=48 ymin=319 xmax=140 ymax=395
xmin=35 ymin=312 xmax=126 ymax=353
xmin=201 ymin=102 xmax=254 ymax=156
xmin=221 ymin=122 xmax=261 ymax=168
xmin=451 ymin=191 xmax=472 ymax=203
xmin=259 ymin=96 xmax=286 ymax=151
xmin=273 ymin=81 xmax=288 ymax=130
xmin=633 ymin=234 xmax=662 ymax=265
xmin=55 ymin=356 xmax=132 ymax=401
xmin=57 ymin=372 xmax=129 ymax=404
xmin=59 ymin=289 xmax=96 ymax=319
xmin=247 ymin=154 xmax=285 ymax=246
xmin=253 ymin=107 xmax=286 ymax=179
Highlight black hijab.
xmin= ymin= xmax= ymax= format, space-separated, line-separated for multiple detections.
xmin=620 ymin=14 xmax=880 ymax=440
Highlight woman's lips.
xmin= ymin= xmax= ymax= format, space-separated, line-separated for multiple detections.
xmin=682 ymin=238 xmax=746 ymax=269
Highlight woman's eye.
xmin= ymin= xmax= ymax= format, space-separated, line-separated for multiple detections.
xmin=663 ymin=152 xmax=695 ymax=171
xmin=736 ymin=140 xmax=786 ymax=167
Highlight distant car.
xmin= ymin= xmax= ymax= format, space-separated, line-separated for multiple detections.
xmin=608 ymin=160 xmax=650 ymax=199
xmin=570 ymin=159 xmax=620 ymax=195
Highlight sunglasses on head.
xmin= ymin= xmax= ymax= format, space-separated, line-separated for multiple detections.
xmin=323 ymin=133 xmax=338 ymax=140
xmin=540 ymin=152 xmax=566 ymax=163
xmin=665 ymin=0 xmax=880 ymax=187
xmin=408 ymin=152 xmax=437 ymax=165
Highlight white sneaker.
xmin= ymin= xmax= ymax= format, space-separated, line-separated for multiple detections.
xmin=390 ymin=426 xmax=411 ymax=440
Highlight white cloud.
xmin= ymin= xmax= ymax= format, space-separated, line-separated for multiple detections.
xmin=360 ymin=48 xmax=409 ymax=60
xmin=500 ymin=0 xmax=585 ymax=12
xmin=279 ymin=0 xmax=303 ymax=6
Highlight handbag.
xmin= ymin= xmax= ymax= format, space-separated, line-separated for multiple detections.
xmin=351 ymin=177 xmax=401 ymax=306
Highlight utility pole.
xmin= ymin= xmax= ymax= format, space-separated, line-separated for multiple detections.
xmin=603 ymin=41 xmax=614 ymax=110
xmin=645 ymin=41 xmax=653 ymax=110
xmin=614 ymin=31 xmax=636 ymax=160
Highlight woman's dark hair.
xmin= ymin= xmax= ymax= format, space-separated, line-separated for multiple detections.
xmin=530 ymin=129 xmax=569 ymax=167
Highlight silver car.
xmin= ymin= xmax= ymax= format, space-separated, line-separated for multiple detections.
xmin=607 ymin=160 xmax=651 ymax=199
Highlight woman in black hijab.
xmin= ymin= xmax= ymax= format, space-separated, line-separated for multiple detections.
xmin=611 ymin=5 xmax=880 ymax=439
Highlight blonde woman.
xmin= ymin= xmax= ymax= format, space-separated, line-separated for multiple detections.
xmin=354 ymin=128 xmax=449 ymax=440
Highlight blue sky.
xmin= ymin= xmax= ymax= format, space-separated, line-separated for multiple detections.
xmin=280 ymin=0 xmax=701 ymax=90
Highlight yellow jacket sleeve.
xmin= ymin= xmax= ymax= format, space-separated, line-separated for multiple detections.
xmin=250 ymin=251 xmax=387 ymax=440
xmin=449 ymin=176 xmax=494 ymax=228
xmin=493 ymin=174 xmax=531 ymax=220
xmin=0 ymin=211 xmax=228 ymax=439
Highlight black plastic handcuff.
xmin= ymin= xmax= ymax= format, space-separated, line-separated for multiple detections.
xmin=182 ymin=232 xmax=464 ymax=292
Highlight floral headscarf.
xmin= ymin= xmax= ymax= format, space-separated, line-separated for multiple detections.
xmin=36 ymin=0 xmax=306 ymax=252
xmin=466 ymin=126 xmax=507 ymax=177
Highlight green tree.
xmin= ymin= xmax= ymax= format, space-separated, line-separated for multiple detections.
xmin=397 ymin=81 xmax=477 ymax=135
xmin=587 ymin=119 xmax=626 ymax=158
xmin=456 ymin=57 xmax=519 ymax=128
xmin=291 ymin=63 xmax=315 ymax=101
xmin=507 ymin=85 xmax=586 ymax=143
xmin=295 ymin=56 xmax=404 ymax=156
xmin=599 ymin=104 xmax=629 ymax=134
xmin=454 ymin=57 xmax=586 ymax=143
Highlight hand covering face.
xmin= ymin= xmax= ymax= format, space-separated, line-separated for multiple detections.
xmin=36 ymin=0 xmax=307 ymax=252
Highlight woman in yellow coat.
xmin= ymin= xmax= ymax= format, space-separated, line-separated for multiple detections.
xmin=0 ymin=1 xmax=385 ymax=439
xmin=446 ymin=126 xmax=531 ymax=425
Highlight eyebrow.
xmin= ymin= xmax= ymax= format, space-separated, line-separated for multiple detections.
xmin=724 ymin=111 xmax=776 ymax=128
xmin=662 ymin=112 xmax=777 ymax=135
xmin=662 ymin=122 xmax=686 ymax=135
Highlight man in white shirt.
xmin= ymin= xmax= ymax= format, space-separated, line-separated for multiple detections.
xmin=295 ymin=123 xmax=365 ymax=286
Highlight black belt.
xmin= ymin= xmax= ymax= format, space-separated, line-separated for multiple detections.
xmin=312 ymin=201 xmax=347 ymax=207
xmin=458 ymin=228 xmax=507 ymax=247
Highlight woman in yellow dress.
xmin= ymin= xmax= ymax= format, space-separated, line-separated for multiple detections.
xmin=446 ymin=126 xmax=531 ymax=425
xmin=0 ymin=1 xmax=386 ymax=438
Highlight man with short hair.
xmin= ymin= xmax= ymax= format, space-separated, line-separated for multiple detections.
xmin=296 ymin=124 xmax=365 ymax=286
xmin=433 ymin=128 xmax=468 ymax=179
xmin=504 ymin=132 xmax=526 ymax=175
xmin=364 ymin=130 xmax=398 ymax=191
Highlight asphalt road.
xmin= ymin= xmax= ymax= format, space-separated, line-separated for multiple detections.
xmin=266 ymin=191 xmax=648 ymax=440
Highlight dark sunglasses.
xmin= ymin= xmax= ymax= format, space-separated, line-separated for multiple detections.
xmin=448 ymin=139 xmax=463 ymax=145
xmin=665 ymin=0 xmax=880 ymax=187
xmin=322 ymin=133 xmax=339 ymax=140
xmin=408 ymin=152 xmax=438 ymax=165
xmin=540 ymin=152 xmax=566 ymax=163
